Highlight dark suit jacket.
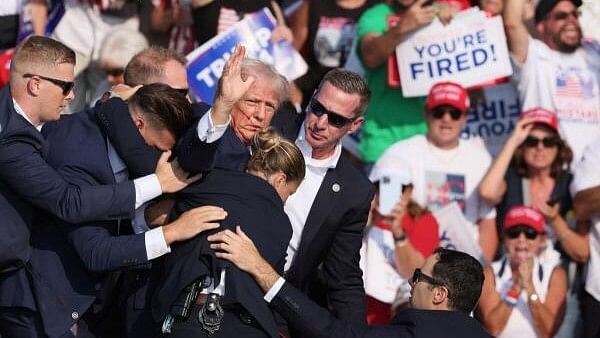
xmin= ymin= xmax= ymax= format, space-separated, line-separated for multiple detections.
xmin=179 ymin=106 xmax=374 ymax=332
xmin=0 ymin=87 xmax=135 ymax=324
xmin=271 ymin=282 xmax=494 ymax=338
xmin=102 ymin=102 xmax=375 ymax=332
xmin=153 ymin=169 xmax=291 ymax=338
xmin=21 ymin=108 xmax=155 ymax=337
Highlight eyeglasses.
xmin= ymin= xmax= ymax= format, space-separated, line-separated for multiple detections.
xmin=309 ymin=99 xmax=355 ymax=128
xmin=410 ymin=268 xmax=444 ymax=287
xmin=23 ymin=73 xmax=74 ymax=96
xmin=550 ymin=10 xmax=579 ymax=21
xmin=506 ymin=226 xmax=540 ymax=240
xmin=429 ymin=107 xmax=464 ymax=121
xmin=523 ymin=135 xmax=560 ymax=148
xmin=103 ymin=68 xmax=124 ymax=77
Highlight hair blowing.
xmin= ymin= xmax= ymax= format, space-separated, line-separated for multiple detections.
xmin=247 ymin=128 xmax=305 ymax=184
xmin=10 ymin=36 xmax=75 ymax=76
xmin=128 ymin=83 xmax=193 ymax=138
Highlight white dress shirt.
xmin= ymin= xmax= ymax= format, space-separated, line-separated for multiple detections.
xmin=283 ymin=124 xmax=342 ymax=271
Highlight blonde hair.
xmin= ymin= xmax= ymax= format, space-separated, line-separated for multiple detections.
xmin=10 ymin=36 xmax=75 ymax=79
xmin=248 ymin=128 xmax=305 ymax=183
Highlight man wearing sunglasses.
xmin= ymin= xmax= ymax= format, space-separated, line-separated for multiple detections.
xmin=0 ymin=37 xmax=196 ymax=337
xmin=478 ymin=206 xmax=567 ymax=338
xmin=371 ymin=81 xmax=498 ymax=263
xmin=208 ymin=227 xmax=491 ymax=338
xmin=503 ymin=0 xmax=600 ymax=164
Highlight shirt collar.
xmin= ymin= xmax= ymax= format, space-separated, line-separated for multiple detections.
xmin=296 ymin=122 xmax=341 ymax=169
xmin=12 ymin=98 xmax=43 ymax=131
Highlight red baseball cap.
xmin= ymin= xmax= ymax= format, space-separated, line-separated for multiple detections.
xmin=520 ymin=107 xmax=559 ymax=132
xmin=425 ymin=81 xmax=470 ymax=113
xmin=504 ymin=206 xmax=545 ymax=233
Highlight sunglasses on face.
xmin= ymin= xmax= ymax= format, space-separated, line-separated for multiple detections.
xmin=506 ymin=226 xmax=540 ymax=240
xmin=410 ymin=268 xmax=444 ymax=287
xmin=309 ymin=99 xmax=355 ymax=128
xmin=523 ymin=135 xmax=560 ymax=148
xmin=429 ymin=107 xmax=464 ymax=121
xmin=103 ymin=68 xmax=124 ymax=77
xmin=550 ymin=10 xmax=579 ymax=21
xmin=23 ymin=73 xmax=74 ymax=96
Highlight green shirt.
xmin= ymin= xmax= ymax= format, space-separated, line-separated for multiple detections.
xmin=356 ymin=3 xmax=427 ymax=163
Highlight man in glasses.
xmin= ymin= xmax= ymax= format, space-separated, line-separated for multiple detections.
xmin=503 ymin=0 xmax=600 ymax=164
xmin=0 ymin=36 xmax=195 ymax=337
xmin=208 ymin=227 xmax=492 ymax=338
xmin=371 ymin=81 xmax=498 ymax=263
xmin=478 ymin=205 xmax=567 ymax=337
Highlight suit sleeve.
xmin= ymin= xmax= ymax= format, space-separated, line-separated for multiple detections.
xmin=270 ymin=282 xmax=366 ymax=338
xmin=62 ymin=221 xmax=149 ymax=272
xmin=0 ymin=137 xmax=135 ymax=223
xmin=175 ymin=116 xmax=221 ymax=174
xmin=321 ymin=186 xmax=374 ymax=327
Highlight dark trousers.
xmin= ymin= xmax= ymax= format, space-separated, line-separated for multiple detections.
xmin=581 ymin=290 xmax=600 ymax=338
xmin=166 ymin=303 xmax=269 ymax=338
xmin=0 ymin=306 xmax=46 ymax=338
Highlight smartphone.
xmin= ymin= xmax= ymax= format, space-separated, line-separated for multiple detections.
xmin=379 ymin=175 xmax=405 ymax=215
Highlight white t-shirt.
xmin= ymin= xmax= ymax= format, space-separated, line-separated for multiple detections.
xmin=512 ymin=37 xmax=600 ymax=164
xmin=570 ymin=135 xmax=600 ymax=302
xmin=370 ymin=134 xmax=496 ymax=245
xmin=0 ymin=0 xmax=22 ymax=16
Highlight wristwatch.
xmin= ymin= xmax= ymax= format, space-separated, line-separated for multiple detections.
xmin=529 ymin=293 xmax=540 ymax=303
xmin=393 ymin=233 xmax=408 ymax=247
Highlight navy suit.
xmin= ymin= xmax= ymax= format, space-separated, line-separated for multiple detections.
xmin=177 ymin=106 xmax=375 ymax=335
xmin=271 ymin=282 xmax=493 ymax=338
xmin=0 ymin=86 xmax=135 ymax=336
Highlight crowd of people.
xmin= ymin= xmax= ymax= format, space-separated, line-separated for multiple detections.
xmin=0 ymin=0 xmax=599 ymax=337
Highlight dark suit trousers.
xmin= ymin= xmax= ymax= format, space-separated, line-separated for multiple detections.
xmin=166 ymin=303 xmax=269 ymax=338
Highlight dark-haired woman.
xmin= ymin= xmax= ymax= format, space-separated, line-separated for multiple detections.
xmin=154 ymin=128 xmax=305 ymax=338
xmin=479 ymin=107 xmax=573 ymax=266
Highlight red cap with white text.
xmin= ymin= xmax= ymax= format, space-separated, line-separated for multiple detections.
xmin=520 ymin=107 xmax=559 ymax=132
xmin=504 ymin=206 xmax=545 ymax=233
xmin=425 ymin=81 xmax=470 ymax=113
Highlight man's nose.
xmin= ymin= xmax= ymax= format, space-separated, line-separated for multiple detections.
xmin=315 ymin=113 xmax=329 ymax=129
xmin=66 ymin=87 xmax=75 ymax=101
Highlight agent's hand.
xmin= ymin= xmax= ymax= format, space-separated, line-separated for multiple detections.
xmin=145 ymin=197 xmax=176 ymax=227
xmin=208 ymin=226 xmax=263 ymax=273
xmin=109 ymin=84 xmax=142 ymax=101
xmin=162 ymin=206 xmax=227 ymax=244
xmin=155 ymin=151 xmax=202 ymax=193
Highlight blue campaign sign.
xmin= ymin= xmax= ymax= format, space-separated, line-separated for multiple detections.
xmin=186 ymin=7 xmax=307 ymax=103
xmin=18 ymin=0 xmax=65 ymax=42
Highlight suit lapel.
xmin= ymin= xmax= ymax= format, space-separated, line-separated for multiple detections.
xmin=297 ymin=167 xmax=341 ymax=256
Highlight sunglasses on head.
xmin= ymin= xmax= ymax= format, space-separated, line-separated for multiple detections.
xmin=523 ymin=135 xmax=560 ymax=148
xmin=103 ymin=68 xmax=124 ymax=77
xmin=23 ymin=73 xmax=74 ymax=96
xmin=309 ymin=99 xmax=355 ymax=128
xmin=410 ymin=268 xmax=444 ymax=287
xmin=429 ymin=107 xmax=464 ymax=120
xmin=550 ymin=10 xmax=579 ymax=21
xmin=506 ymin=226 xmax=540 ymax=240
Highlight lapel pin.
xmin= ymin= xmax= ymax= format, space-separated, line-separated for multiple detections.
xmin=332 ymin=183 xmax=340 ymax=193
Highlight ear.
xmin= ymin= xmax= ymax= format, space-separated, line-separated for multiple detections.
xmin=431 ymin=285 xmax=449 ymax=306
xmin=131 ymin=114 xmax=145 ymax=130
xmin=348 ymin=116 xmax=364 ymax=134
xmin=536 ymin=21 xmax=545 ymax=35
xmin=26 ymin=77 xmax=41 ymax=97
xmin=269 ymin=172 xmax=288 ymax=188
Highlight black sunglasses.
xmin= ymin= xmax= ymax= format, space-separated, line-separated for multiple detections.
xmin=550 ymin=10 xmax=579 ymax=21
xmin=523 ymin=135 xmax=560 ymax=148
xmin=506 ymin=226 xmax=540 ymax=240
xmin=430 ymin=107 xmax=464 ymax=120
xmin=103 ymin=68 xmax=124 ymax=77
xmin=410 ymin=268 xmax=444 ymax=287
xmin=23 ymin=73 xmax=74 ymax=96
xmin=310 ymin=99 xmax=355 ymax=128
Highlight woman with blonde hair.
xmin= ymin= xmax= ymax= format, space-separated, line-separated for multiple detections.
xmin=154 ymin=127 xmax=305 ymax=338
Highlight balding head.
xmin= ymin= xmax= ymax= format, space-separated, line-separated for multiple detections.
xmin=124 ymin=46 xmax=188 ymax=89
